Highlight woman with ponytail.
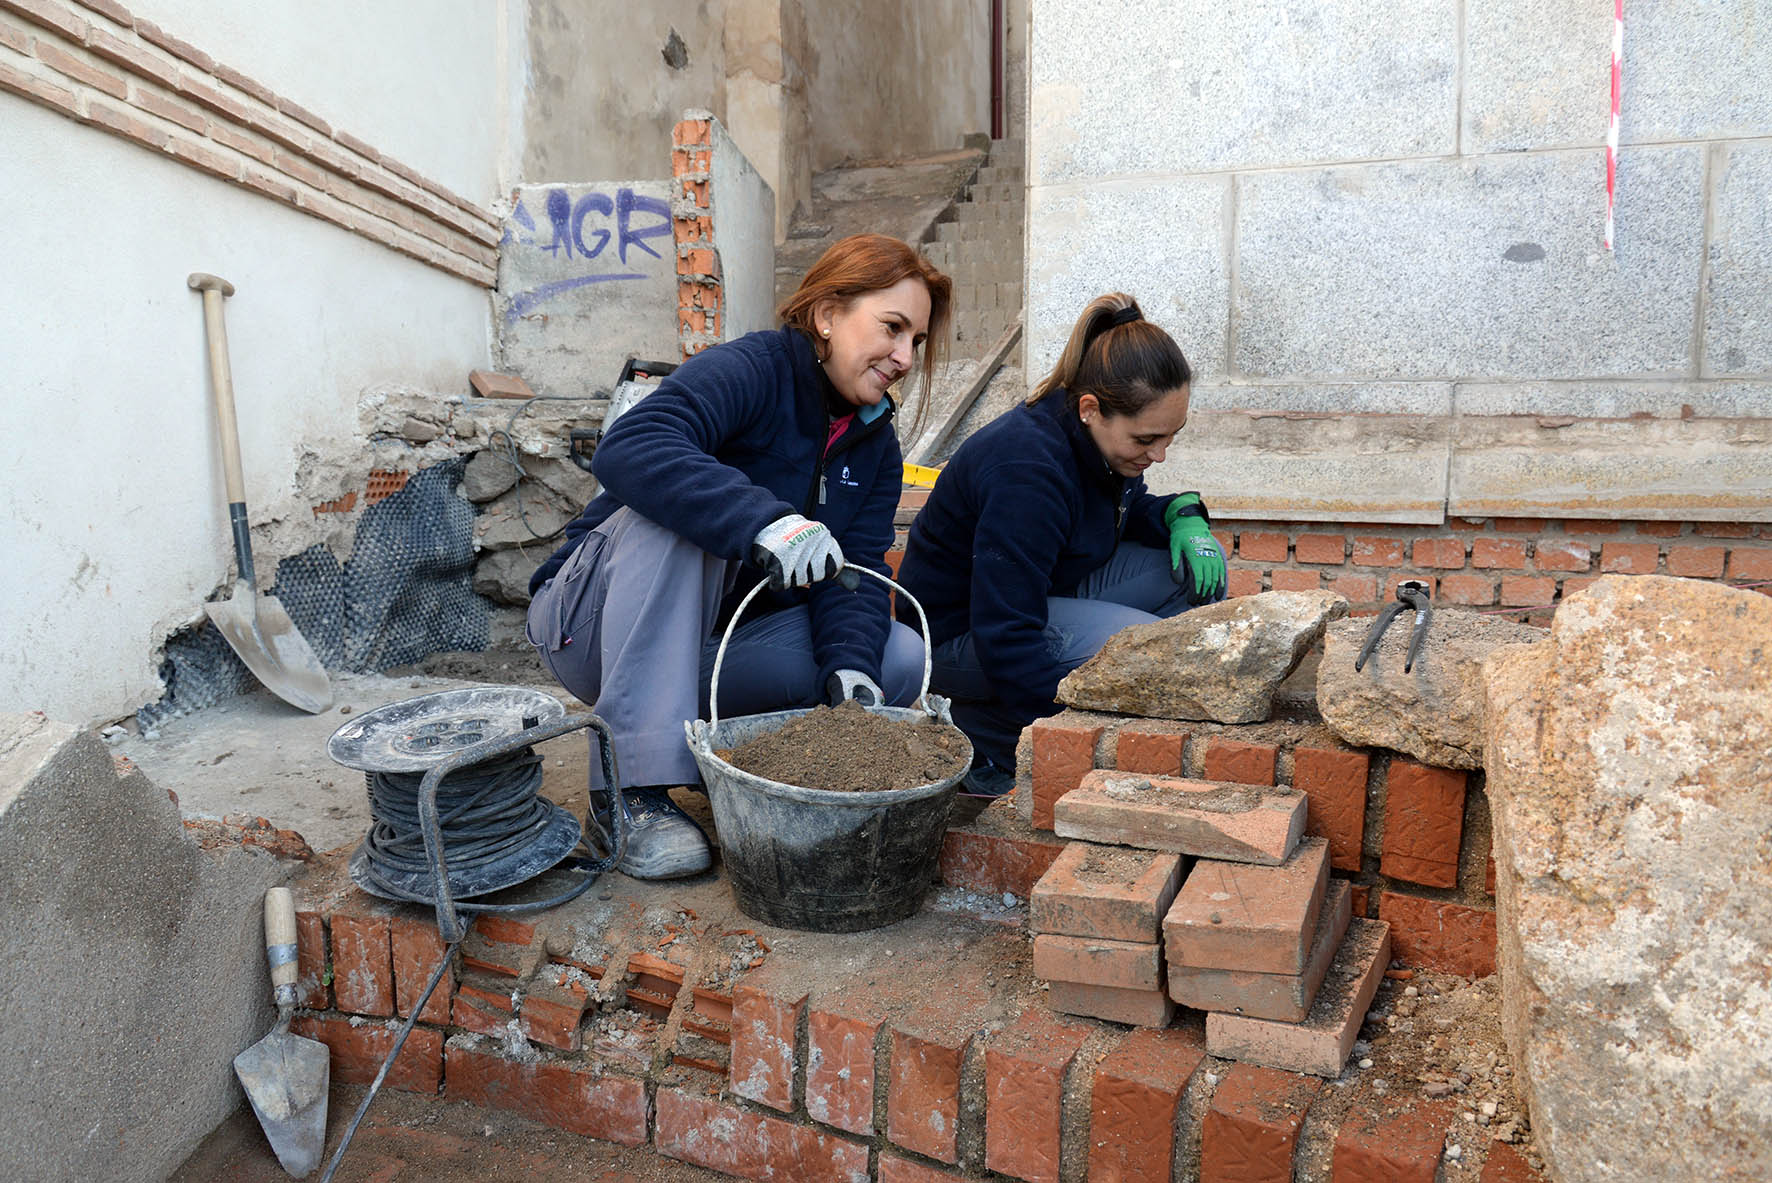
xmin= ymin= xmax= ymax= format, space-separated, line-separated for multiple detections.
xmin=896 ymin=293 xmax=1225 ymax=813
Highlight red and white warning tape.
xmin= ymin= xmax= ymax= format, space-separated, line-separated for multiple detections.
xmin=1605 ymin=0 xmax=1623 ymax=250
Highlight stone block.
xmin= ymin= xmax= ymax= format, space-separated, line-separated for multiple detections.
xmin=1706 ymin=143 xmax=1772 ymax=375
xmin=1466 ymin=0 xmax=1772 ymax=152
xmin=1045 ymin=979 xmax=1175 ymax=1029
xmin=1030 ymin=0 xmax=1455 ymax=181
xmin=1234 ymin=148 xmax=1705 ymax=380
xmin=1205 ymin=918 xmax=1392 ymax=1078
xmin=1164 ymin=837 xmax=1329 ymax=974
xmin=1088 ymin=1028 xmax=1206 ymax=1183
xmin=1483 ymin=575 xmax=1772 ymax=1182
xmin=1029 ymin=842 xmax=1184 ymax=943
xmin=1026 ymin=177 xmax=1228 ymax=382
xmin=1033 ymin=934 xmax=1162 ymax=992
xmin=1055 ymin=771 xmax=1308 ymax=865
xmin=1169 ymin=880 xmax=1351 ymax=1022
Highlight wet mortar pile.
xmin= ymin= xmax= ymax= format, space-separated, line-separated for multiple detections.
xmin=716 ymin=700 xmax=970 ymax=791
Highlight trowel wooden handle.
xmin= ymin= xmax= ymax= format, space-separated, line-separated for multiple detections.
xmin=265 ymin=886 xmax=300 ymax=993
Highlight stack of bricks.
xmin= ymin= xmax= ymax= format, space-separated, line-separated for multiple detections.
xmin=1029 ymin=843 xmax=1184 ymax=1027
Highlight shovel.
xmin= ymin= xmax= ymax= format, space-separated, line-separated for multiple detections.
xmin=189 ymin=273 xmax=332 ymax=713
xmin=234 ymin=887 xmax=331 ymax=1178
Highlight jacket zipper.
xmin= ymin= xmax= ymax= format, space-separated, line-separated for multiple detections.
xmin=803 ymin=409 xmax=889 ymax=516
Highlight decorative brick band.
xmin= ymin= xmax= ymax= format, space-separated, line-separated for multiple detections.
xmin=671 ymin=115 xmax=721 ymax=359
xmin=0 ymin=0 xmax=499 ymax=285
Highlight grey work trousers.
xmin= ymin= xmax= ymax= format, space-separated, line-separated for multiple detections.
xmin=526 ymin=507 xmax=924 ymax=790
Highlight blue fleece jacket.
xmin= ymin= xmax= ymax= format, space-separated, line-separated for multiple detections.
xmin=896 ymin=391 xmax=1197 ymax=715
xmin=530 ymin=327 xmax=901 ymax=687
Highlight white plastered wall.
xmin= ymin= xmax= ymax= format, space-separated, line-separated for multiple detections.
xmin=0 ymin=2 xmax=524 ymax=726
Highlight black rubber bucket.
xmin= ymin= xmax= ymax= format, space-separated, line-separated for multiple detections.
xmin=683 ymin=569 xmax=971 ymax=933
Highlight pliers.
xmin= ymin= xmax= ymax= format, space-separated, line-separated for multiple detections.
xmin=1355 ymin=579 xmax=1432 ymax=674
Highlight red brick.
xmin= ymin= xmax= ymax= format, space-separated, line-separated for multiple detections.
xmin=6 ymin=0 xmax=87 ymax=40
xmin=1665 ymin=545 xmax=1726 ymax=578
xmin=292 ymin=1016 xmax=440 ymax=1094
xmin=133 ymin=18 xmax=216 ymax=72
xmin=1448 ymin=517 xmax=1485 ymax=531
xmin=1561 ymin=575 xmax=1601 ymax=598
xmin=391 ymin=913 xmax=454 ymax=1025
xmin=1227 ymin=568 xmax=1266 ymax=597
xmin=1379 ymin=762 xmax=1467 ymax=888
xmin=1034 ymin=933 xmax=1161 ymax=991
xmin=1500 ymin=575 xmax=1556 ymax=607
xmin=73 ymin=0 xmax=131 ymax=26
xmin=1438 ymin=573 xmax=1496 ymax=605
xmin=0 ymin=18 xmax=27 ymax=52
xmin=1202 ymin=738 xmax=1277 ymax=786
xmin=1201 ymin=1064 xmax=1322 ymax=1183
xmin=520 ymin=970 xmax=592 ymax=1052
xmin=84 ymin=99 xmax=170 ymax=150
xmin=1046 ymin=979 xmax=1175 ymax=1027
xmin=1486 ymin=854 xmax=1496 ymax=895
xmin=1470 ymin=537 xmax=1529 ymax=569
xmin=1088 ymin=1027 xmax=1206 ymax=1183
xmin=1115 ymin=726 xmax=1186 ymax=776
xmin=1294 ymin=533 xmax=1346 ymax=564
xmin=294 ymin=909 xmax=329 ymax=1009
xmin=1532 ymin=539 xmax=1590 ymax=571
xmin=1378 ymin=891 xmax=1496 ymax=975
xmin=446 ymin=1043 xmax=649 ymax=1145
xmin=1291 ymin=748 xmax=1368 ymax=872
xmin=671 ymin=117 xmax=712 ymax=146
xmin=1565 ymin=518 xmax=1621 ymax=534
xmin=133 ymin=87 xmax=208 ymax=133
xmin=1493 ymin=517 xmax=1550 ymax=533
xmin=36 ymin=40 xmax=128 ymax=98
xmin=1166 ymin=838 xmax=1329 ymax=974
xmin=1350 ymin=536 xmax=1405 ymax=567
xmin=1059 ymin=772 xmax=1307 ymax=865
xmin=940 ymin=829 xmax=1066 ymax=898
xmin=1332 ymin=1098 xmax=1452 ymax=1182
xmin=1350 ymin=883 xmax=1370 ymax=917
xmin=1328 ymin=572 xmax=1378 ymax=602
xmin=1482 ymin=1141 xmax=1549 ymax=1182
xmin=1031 ymin=717 xmax=1104 ymax=829
xmin=1727 ymin=546 xmax=1772 ymax=581
xmin=84 ymin=26 xmax=177 ymax=88
xmin=1172 ymin=881 xmax=1351 ymax=1023
xmin=1633 ymin=519 xmax=1683 ymax=538
xmin=1239 ymin=531 xmax=1290 ymax=562
xmin=1412 ymin=538 xmax=1466 ymax=569
xmin=167 ymin=134 xmax=240 ymax=182
xmin=730 ymin=980 xmax=806 ymax=1113
xmin=888 ymin=1023 xmax=971 ymax=1164
xmin=1030 ymin=842 xmax=1184 ymax=943
xmin=1270 ymin=569 xmax=1321 ymax=591
xmin=459 ymin=926 xmax=526 ymax=978
xmin=1695 ymin=521 xmax=1755 ymax=538
xmin=1600 ymin=541 xmax=1660 ymax=574
xmin=330 ymin=905 xmax=393 ymax=1016
xmin=880 ymin=1153 xmax=964 ymax=1182
xmin=984 ymin=1009 xmax=1091 ymax=1181
xmin=807 ymin=1006 xmax=881 ymax=1135
xmin=1212 ymin=529 xmax=1234 ymax=555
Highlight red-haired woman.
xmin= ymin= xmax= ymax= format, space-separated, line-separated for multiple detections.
xmin=528 ymin=234 xmax=950 ymax=879
xmin=897 ymin=294 xmax=1225 ymax=815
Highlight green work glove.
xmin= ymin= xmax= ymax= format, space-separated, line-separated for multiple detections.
xmin=1164 ymin=493 xmax=1225 ymax=600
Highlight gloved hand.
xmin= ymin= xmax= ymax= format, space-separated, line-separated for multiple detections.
xmin=751 ymin=514 xmax=845 ymax=590
xmin=826 ymin=669 xmax=884 ymax=707
xmin=1164 ymin=493 xmax=1226 ymax=600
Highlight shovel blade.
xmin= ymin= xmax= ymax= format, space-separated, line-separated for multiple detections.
xmin=206 ymin=587 xmax=333 ymax=714
xmin=234 ymin=1031 xmax=330 ymax=1178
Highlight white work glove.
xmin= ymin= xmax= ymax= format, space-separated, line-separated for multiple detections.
xmin=827 ymin=669 xmax=884 ymax=707
xmin=751 ymin=513 xmax=845 ymax=590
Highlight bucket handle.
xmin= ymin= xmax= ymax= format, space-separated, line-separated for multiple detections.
xmin=708 ymin=564 xmax=936 ymax=729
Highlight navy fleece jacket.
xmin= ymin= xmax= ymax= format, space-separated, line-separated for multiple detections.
xmin=896 ymin=391 xmax=1200 ymax=715
xmin=530 ymin=327 xmax=902 ymax=687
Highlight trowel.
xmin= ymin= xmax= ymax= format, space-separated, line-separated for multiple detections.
xmin=234 ymin=887 xmax=330 ymax=1178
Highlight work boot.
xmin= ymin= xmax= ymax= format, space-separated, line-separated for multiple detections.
xmin=949 ymin=760 xmax=1013 ymax=828
xmin=598 ymin=786 xmax=712 ymax=880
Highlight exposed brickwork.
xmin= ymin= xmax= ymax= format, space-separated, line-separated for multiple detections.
xmin=1238 ymin=531 xmax=1290 ymax=562
xmin=1294 ymin=533 xmax=1345 ymax=564
xmin=1202 ymin=738 xmax=1277 ymax=786
xmin=1030 ymin=842 xmax=1183 ymax=943
xmin=888 ymin=1023 xmax=971 ymax=1164
xmin=1200 ymin=1064 xmax=1322 ymax=1183
xmin=1438 ymin=573 xmax=1496 ymax=605
xmin=806 ymin=1006 xmax=882 ymax=1135
xmin=1470 ymin=538 xmax=1528 ymax=569
xmin=1379 ymin=891 xmax=1497 ymax=976
xmin=446 ymin=1044 xmax=650 ymax=1146
xmin=1030 ymin=717 xmax=1104 ymax=829
xmin=939 ymin=828 xmax=1066 ymax=898
xmin=1114 ymin=726 xmax=1186 ymax=777
xmin=391 ymin=912 xmax=454 ymax=1025
xmin=330 ymin=904 xmax=394 ymax=1018
xmin=879 ymin=1153 xmax=965 ymax=1182
xmin=1380 ymin=762 xmax=1468 ymax=889
xmin=983 ymin=1009 xmax=1091 ymax=1182
xmin=1351 ymin=536 xmax=1406 ymax=567
xmin=1332 ymin=1097 xmax=1452 ymax=1182
xmin=1665 ymin=544 xmax=1726 ymax=577
xmin=1270 ymin=569 xmax=1321 ymax=592
xmin=293 ymin=908 xmax=330 ymax=1010
xmin=291 ymin=1016 xmax=442 ymax=1093
xmin=1088 ymin=1027 xmax=1205 ymax=1183
xmin=671 ymin=117 xmax=722 ymax=358
xmin=1291 ymin=747 xmax=1368 ymax=872
xmin=730 ymin=980 xmax=807 ymax=1113
xmin=1033 ymin=933 xmax=1161 ymax=992
xmin=1601 ymin=541 xmax=1660 ymax=574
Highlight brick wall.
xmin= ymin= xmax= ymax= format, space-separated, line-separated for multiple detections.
xmin=671 ymin=116 xmax=722 ymax=360
xmin=0 ymin=0 xmax=498 ymax=284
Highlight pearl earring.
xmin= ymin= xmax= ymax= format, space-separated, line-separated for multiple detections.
xmin=821 ymin=328 xmax=830 ymax=337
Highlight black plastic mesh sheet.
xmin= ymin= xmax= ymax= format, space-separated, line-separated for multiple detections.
xmin=138 ymin=459 xmax=489 ymax=729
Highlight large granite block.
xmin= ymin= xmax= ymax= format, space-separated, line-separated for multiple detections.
xmin=1054 ymin=772 xmax=1308 ymax=865
xmin=1233 ymin=148 xmax=1706 ymax=380
xmin=1026 ymin=177 xmax=1228 ymax=381
xmin=1466 ymin=0 xmax=1772 ymax=152
xmin=1029 ymin=0 xmax=1455 ymax=182
xmin=1705 ymin=143 xmax=1772 ymax=375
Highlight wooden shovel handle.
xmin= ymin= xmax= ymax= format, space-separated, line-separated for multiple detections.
xmin=188 ymin=273 xmax=246 ymax=507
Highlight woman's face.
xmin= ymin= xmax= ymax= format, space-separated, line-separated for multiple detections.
xmin=814 ymin=278 xmax=932 ymax=409
xmin=1079 ymin=386 xmax=1191 ymax=478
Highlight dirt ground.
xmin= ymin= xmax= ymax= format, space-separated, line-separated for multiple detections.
xmin=171 ymin=1082 xmax=727 ymax=1182
xmin=719 ymin=699 xmax=970 ymax=791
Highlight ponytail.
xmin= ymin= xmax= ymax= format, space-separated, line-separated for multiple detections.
xmin=1028 ymin=293 xmax=1192 ymax=417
